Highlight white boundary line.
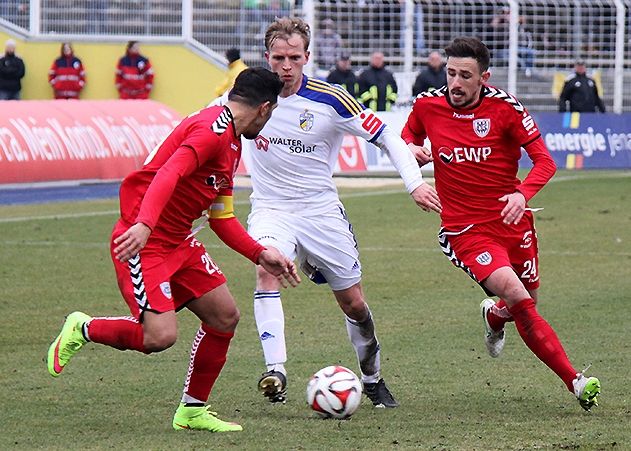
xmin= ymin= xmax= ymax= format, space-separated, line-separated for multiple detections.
xmin=1 ymin=239 xmax=629 ymax=257
xmin=1 ymin=171 xmax=629 ymax=224
xmin=0 ymin=190 xmax=405 ymax=224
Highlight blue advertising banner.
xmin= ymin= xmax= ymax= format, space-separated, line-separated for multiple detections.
xmin=524 ymin=113 xmax=631 ymax=169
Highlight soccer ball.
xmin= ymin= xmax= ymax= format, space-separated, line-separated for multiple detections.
xmin=306 ymin=365 xmax=362 ymax=419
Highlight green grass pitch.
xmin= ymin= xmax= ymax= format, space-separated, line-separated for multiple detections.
xmin=1 ymin=170 xmax=629 ymax=450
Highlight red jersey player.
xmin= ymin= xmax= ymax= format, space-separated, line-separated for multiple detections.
xmin=402 ymin=37 xmax=600 ymax=411
xmin=47 ymin=68 xmax=300 ymax=432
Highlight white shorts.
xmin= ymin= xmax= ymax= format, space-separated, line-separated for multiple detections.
xmin=247 ymin=203 xmax=362 ymax=291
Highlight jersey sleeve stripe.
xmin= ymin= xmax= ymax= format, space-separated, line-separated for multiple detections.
xmin=368 ymin=123 xmax=386 ymax=143
xmin=305 ymin=80 xmax=363 ymax=117
xmin=305 ymin=81 xmax=362 ymax=116
xmin=307 ymin=78 xmax=363 ymax=110
xmin=521 ymin=134 xmax=542 ymax=148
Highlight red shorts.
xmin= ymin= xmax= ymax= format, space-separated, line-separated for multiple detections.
xmin=110 ymin=220 xmax=227 ymax=319
xmin=438 ymin=213 xmax=540 ymax=295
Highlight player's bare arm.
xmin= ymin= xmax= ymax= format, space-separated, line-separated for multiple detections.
xmin=113 ymin=222 xmax=152 ymax=262
xmin=499 ymin=191 xmax=526 ymax=225
xmin=410 ymin=183 xmax=442 ymax=214
xmin=407 ymin=143 xmax=433 ymax=166
xmin=258 ymin=246 xmax=301 ymax=288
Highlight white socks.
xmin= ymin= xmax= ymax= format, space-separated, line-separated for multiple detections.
xmin=254 ymin=291 xmax=287 ymax=373
xmin=345 ymin=309 xmax=381 ymax=383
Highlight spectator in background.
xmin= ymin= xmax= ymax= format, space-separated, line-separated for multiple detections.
xmin=0 ymin=39 xmax=25 ymax=100
xmin=326 ymin=53 xmax=359 ymax=99
xmin=358 ymin=51 xmax=398 ymax=112
xmin=48 ymin=42 xmax=86 ymax=99
xmin=87 ymin=0 xmax=108 ymax=33
xmin=558 ymin=60 xmax=605 ymax=113
xmin=517 ymin=16 xmax=536 ymax=77
xmin=0 ymin=2 xmax=28 ymax=24
xmin=115 ymin=41 xmax=154 ymax=100
xmin=412 ymin=51 xmax=446 ymax=96
xmin=315 ymin=18 xmax=343 ymax=70
xmin=215 ymin=47 xmax=248 ymax=97
xmin=488 ymin=6 xmax=510 ymax=64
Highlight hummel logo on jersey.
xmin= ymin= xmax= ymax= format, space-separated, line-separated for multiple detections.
xmin=520 ymin=231 xmax=533 ymax=249
xmin=473 ymin=118 xmax=491 ymax=138
xmin=260 ymin=331 xmax=275 ymax=341
xmin=206 ymin=174 xmax=229 ymax=190
xmin=230 ymin=143 xmax=239 ymax=151
xmin=254 ymin=135 xmax=270 ymax=151
xmin=453 ymin=112 xmax=474 ymax=119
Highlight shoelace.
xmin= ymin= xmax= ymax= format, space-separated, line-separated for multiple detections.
xmin=59 ymin=331 xmax=84 ymax=360
xmin=193 ymin=406 xmax=219 ymax=419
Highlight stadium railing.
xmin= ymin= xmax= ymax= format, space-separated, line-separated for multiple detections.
xmin=1 ymin=0 xmax=629 ymax=112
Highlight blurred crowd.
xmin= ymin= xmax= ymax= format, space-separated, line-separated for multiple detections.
xmin=0 ymin=10 xmax=606 ymax=113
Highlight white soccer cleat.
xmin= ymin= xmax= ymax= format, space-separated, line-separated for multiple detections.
xmin=480 ymin=298 xmax=505 ymax=358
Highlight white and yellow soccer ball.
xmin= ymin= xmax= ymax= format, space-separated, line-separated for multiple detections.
xmin=306 ymin=365 xmax=362 ymax=419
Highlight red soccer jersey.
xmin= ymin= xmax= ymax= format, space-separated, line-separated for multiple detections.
xmin=119 ymin=106 xmax=241 ymax=251
xmin=402 ymin=85 xmax=556 ymax=227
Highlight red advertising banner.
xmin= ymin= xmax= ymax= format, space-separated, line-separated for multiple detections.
xmin=0 ymin=100 xmax=181 ymax=184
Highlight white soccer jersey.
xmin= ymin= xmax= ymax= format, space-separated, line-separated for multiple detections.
xmin=244 ymin=75 xmax=413 ymax=214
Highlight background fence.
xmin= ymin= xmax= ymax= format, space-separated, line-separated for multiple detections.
xmin=1 ymin=0 xmax=629 ymax=112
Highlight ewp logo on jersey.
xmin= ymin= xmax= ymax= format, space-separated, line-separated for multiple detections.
xmin=299 ymin=110 xmax=314 ymax=131
xmin=473 ymin=118 xmax=491 ymax=138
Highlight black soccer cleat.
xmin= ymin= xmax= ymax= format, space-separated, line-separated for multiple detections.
xmin=363 ymin=378 xmax=399 ymax=408
xmin=258 ymin=370 xmax=287 ymax=404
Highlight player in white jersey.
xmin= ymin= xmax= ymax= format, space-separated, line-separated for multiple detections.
xmin=247 ymin=17 xmax=441 ymax=407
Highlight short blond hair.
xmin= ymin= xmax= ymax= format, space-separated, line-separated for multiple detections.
xmin=264 ymin=17 xmax=311 ymax=52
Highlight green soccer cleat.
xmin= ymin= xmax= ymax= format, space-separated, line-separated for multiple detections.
xmin=172 ymin=404 xmax=242 ymax=432
xmin=573 ymin=373 xmax=601 ymax=412
xmin=47 ymin=311 xmax=91 ymax=377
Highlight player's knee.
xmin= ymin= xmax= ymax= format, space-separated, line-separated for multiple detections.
xmin=214 ymin=307 xmax=240 ymax=332
xmin=502 ymin=283 xmax=531 ymax=305
xmin=143 ymin=329 xmax=177 ymax=352
xmin=256 ymin=265 xmax=281 ymax=290
xmin=341 ymin=299 xmax=369 ymax=321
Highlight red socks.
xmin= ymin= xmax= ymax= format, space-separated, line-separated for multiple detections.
xmin=508 ymin=298 xmax=577 ymax=391
xmin=487 ymin=299 xmax=514 ymax=331
xmin=87 ymin=316 xmax=147 ymax=353
xmin=182 ymin=324 xmax=234 ymax=403
xmin=87 ymin=318 xmax=234 ymax=402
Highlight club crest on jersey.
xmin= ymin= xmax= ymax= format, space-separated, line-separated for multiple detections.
xmin=299 ymin=110 xmax=314 ymax=131
xmin=160 ymin=281 xmax=172 ymax=299
xmin=473 ymin=118 xmax=491 ymax=138
xmin=476 ymin=251 xmax=492 ymax=266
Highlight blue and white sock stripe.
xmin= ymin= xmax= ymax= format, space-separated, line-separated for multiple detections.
xmin=254 ymin=291 xmax=281 ymax=300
